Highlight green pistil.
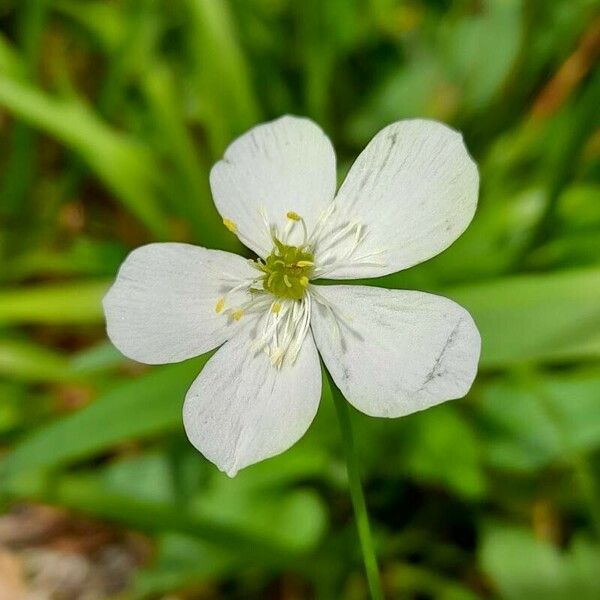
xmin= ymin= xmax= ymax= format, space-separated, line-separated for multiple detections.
xmin=257 ymin=238 xmax=314 ymax=300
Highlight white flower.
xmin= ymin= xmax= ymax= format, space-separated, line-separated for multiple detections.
xmin=103 ymin=116 xmax=481 ymax=477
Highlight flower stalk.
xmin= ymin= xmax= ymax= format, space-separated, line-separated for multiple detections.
xmin=328 ymin=370 xmax=384 ymax=600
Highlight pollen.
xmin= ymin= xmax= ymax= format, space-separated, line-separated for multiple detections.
xmin=223 ymin=218 xmax=237 ymax=233
xmin=299 ymin=276 xmax=309 ymax=287
xmin=271 ymin=302 xmax=281 ymax=314
xmin=232 ymin=309 xmax=244 ymax=321
xmin=215 ymin=297 xmax=225 ymax=313
xmin=286 ymin=211 xmax=301 ymax=221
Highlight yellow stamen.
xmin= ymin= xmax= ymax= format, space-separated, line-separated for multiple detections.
xmin=223 ymin=218 xmax=237 ymax=233
xmin=271 ymin=302 xmax=281 ymax=314
xmin=295 ymin=260 xmax=314 ymax=267
xmin=215 ymin=297 xmax=225 ymax=313
xmin=299 ymin=276 xmax=309 ymax=287
xmin=283 ymin=274 xmax=292 ymax=288
xmin=286 ymin=211 xmax=301 ymax=221
xmin=232 ymin=309 xmax=244 ymax=321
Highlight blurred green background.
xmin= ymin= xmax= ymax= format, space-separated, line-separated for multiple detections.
xmin=1 ymin=0 xmax=600 ymax=598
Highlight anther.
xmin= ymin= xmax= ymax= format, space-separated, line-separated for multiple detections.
xmin=215 ymin=297 xmax=225 ymax=313
xmin=223 ymin=218 xmax=237 ymax=233
xmin=271 ymin=302 xmax=281 ymax=314
xmin=286 ymin=211 xmax=301 ymax=221
xmin=299 ymin=276 xmax=309 ymax=287
xmin=232 ymin=309 xmax=244 ymax=321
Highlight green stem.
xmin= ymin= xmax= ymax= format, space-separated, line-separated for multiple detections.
xmin=327 ymin=371 xmax=384 ymax=600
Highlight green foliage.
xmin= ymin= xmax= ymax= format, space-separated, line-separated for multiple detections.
xmin=2 ymin=357 xmax=206 ymax=475
xmin=0 ymin=279 xmax=109 ymax=324
xmin=1 ymin=0 xmax=599 ymax=597
xmin=481 ymin=525 xmax=600 ymax=599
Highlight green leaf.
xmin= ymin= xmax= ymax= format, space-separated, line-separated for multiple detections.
xmin=184 ymin=0 xmax=260 ymax=155
xmin=481 ymin=525 xmax=600 ymax=600
xmin=2 ymin=357 xmax=207 ymax=476
xmin=53 ymin=0 xmax=126 ymax=52
xmin=0 ymin=33 xmax=24 ymax=78
xmin=0 ymin=338 xmax=71 ymax=382
xmin=0 ymin=76 xmax=168 ymax=237
xmin=0 ymin=382 xmax=27 ymax=434
xmin=479 ymin=369 xmax=600 ymax=472
xmin=5 ymin=448 xmax=328 ymax=570
xmin=69 ymin=341 xmax=126 ymax=375
xmin=132 ymin=532 xmax=235 ymax=598
xmin=3 ymin=238 xmax=126 ymax=281
xmin=440 ymin=0 xmax=522 ymax=111
xmin=349 ymin=53 xmax=448 ymax=142
xmin=0 ymin=280 xmax=109 ymax=325
xmin=192 ymin=458 xmax=328 ymax=553
xmin=448 ymin=268 xmax=600 ymax=368
xmin=99 ymin=450 xmax=328 ymax=553
xmin=101 ymin=452 xmax=177 ymax=504
xmin=141 ymin=63 xmax=230 ymax=248
xmin=557 ymin=184 xmax=600 ymax=230
xmin=401 ymin=406 xmax=485 ymax=499
xmin=3 ymin=470 xmax=307 ymax=570
xmin=351 ymin=404 xmax=485 ymax=499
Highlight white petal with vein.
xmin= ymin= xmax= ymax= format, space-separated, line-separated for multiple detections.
xmin=311 ymin=284 xmax=480 ymax=417
xmin=317 ymin=119 xmax=478 ymax=278
xmin=210 ymin=115 xmax=337 ymax=256
xmin=103 ymin=243 xmax=255 ymax=364
xmin=183 ymin=325 xmax=321 ymax=476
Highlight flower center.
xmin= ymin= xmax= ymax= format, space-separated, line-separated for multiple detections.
xmin=255 ymin=238 xmax=314 ymax=300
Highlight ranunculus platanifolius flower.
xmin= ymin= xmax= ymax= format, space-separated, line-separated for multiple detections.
xmin=103 ymin=116 xmax=481 ymax=476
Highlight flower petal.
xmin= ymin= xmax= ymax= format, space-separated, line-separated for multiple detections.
xmin=103 ymin=243 xmax=256 ymax=364
xmin=316 ymin=119 xmax=478 ymax=278
xmin=183 ymin=326 xmax=322 ymax=476
xmin=311 ymin=285 xmax=480 ymax=417
xmin=210 ymin=115 xmax=336 ymax=257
